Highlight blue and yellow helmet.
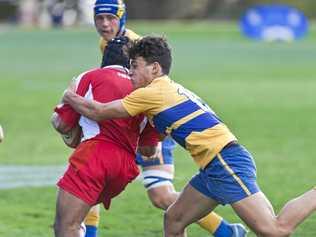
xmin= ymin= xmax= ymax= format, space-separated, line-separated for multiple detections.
xmin=94 ymin=0 xmax=127 ymax=35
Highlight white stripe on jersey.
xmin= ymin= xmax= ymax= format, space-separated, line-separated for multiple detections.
xmin=79 ymin=84 xmax=100 ymax=142
xmin=74 ymin=66 xmax=132 ymax=142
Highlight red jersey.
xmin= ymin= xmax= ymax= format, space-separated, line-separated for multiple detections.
xmin=55 ymin=65 xmax=158 ymax=155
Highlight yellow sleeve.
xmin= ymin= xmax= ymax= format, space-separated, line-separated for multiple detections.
xmin=125 ymin=29 xmax=141 ymax=41
xmin=99 ymin=37 xmax=107 ymax=54
xmin=99 ymin=29 xmax=139 ymax=55
xmin=121 ymin=87 xmax=163 ymax=117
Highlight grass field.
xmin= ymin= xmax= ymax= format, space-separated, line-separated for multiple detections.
xmin=0 ymin=21 xmax=316 ymax=236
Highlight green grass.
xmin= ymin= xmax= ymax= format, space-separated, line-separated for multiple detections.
xmin=0 ymin=21 xmax=316 ymax=236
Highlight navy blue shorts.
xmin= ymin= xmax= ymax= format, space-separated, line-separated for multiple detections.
xmin=190 ymin=143 xmax=260 ymax=205
xmin=136 ymin=137 xmax=175 ymax=167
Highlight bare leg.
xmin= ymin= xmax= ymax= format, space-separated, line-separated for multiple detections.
xmin=164 ymin=183 xmax=218 ymax=237
xmin=144 ymin=164 xmax=178 ymax=210
xmin=232 ymin=188 xmax=316 ymax=236
xmin=145 ymin=165 xmax=247 ymax=236
xmin=147 ymin=184 xmax=179 ymax=210
xmin=277 ymin=188 xmax=316 ymax=232
xmin=54 ymin=188 xmax=92 ymax=237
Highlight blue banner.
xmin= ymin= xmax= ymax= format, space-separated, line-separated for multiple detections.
xmin=240 ymin=4 xmax=308 ymax=41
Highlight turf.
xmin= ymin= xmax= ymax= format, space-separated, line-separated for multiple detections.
xmin=0 ymin=21 xmax=315 ymax=236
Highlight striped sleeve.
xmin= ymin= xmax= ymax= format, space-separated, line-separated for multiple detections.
xmin=121 ymin=87 xmax=163 ymax=117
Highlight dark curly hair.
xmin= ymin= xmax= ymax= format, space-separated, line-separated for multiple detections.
xmin=101 ymin=36 xmax=131 ymax=68
xmin=129 ymin=36 xmax=172 ymax=75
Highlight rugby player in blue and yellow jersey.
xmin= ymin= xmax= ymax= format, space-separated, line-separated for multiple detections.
xmin=86 ymin=1 xmax=247 ymax=237
xmin=63 ymin=35 xmax=316 ymax=237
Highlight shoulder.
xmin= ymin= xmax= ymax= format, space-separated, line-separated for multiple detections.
xmin=101 ymin=67 xmax=130 ymax=80
xmin=74 ymin=68 xmax=100 ymax=84
xmin=125 ymin=29 xmax=141 ymax=41
xmin=80 ymin=67 xmax=110 ymax=79
xmin=75 ymin=68 xmax=125 ymax=88
xmin=97 ymin=67 xmax=133 ymax=91
xmin=132 ymin=86 xmax=157 ymax=96
xmin=126 ymin=86 xmax=163 ymax=104
xmin=99 ymin=37 xmax=107 ymax=53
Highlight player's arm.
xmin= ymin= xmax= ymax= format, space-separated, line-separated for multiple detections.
xmin=63 ymin=77 xmax=159 ymax=121
xmin=63 ymin=90 xmax=130 ymax=121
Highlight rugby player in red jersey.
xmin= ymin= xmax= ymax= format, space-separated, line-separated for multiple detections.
xmin=51 ymin=37 xmax=159 ymax=237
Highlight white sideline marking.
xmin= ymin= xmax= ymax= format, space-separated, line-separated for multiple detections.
xmin=0 ymin=165 xmax=143 ymax=190
xmin=0 ymin=165 xmax=66 ymax=189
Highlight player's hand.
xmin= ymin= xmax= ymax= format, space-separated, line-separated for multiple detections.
xmin=62 ymin=77 xmax=77 ymax=104
xmin=138 ymin=145 xmax=157 ymax=158
xmin=0 ymin=125 xmax=4 ymax=143
xmin=62 ymin=90 xmax=71 ymax=104
xmin=138 ymin=144 xmax=161 ymax=161
xmin=67 ymin=77 xmax=77 ymax=93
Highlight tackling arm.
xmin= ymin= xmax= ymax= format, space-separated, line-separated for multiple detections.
xmin=63 ymin=90 xmax=130 ymax=122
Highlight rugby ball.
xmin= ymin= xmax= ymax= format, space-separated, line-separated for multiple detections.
xmin=80 ymin=222 xmax=86 ymax=237
xmin=61 ymin=124 xmax=82 ymax=148
xmin=0 ymin=125 xmax=4 ymax=143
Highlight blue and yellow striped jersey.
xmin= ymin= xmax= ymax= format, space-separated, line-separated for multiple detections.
xmin=99 ymin=29 xmax=140 ymax=53
xmin=122 ymin=76 xmax=237 ymax=169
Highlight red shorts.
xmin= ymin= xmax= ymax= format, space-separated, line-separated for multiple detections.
xmin=57 ymin=139 xmax=139 ymax=209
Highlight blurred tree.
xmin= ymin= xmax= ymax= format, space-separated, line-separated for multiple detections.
xmin=240 ymin=0 xmax=316 ymax=18
xmin=125 ymin=0 xmax=315 ymax=19
xmin=0 ymin=1 xmax=17 ymax=22
xmin=205 ymin=0 xmax=241 ymax=18
xmin=1 ymin=0 xmax=315 ymax=25
xmin=125 ymin=0 xmax=209 ymax=19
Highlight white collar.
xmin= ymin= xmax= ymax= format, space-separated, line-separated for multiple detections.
xmin=103 ymin=65 xmax=129 ymax=73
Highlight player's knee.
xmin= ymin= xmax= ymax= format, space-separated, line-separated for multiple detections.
xmin=149 ymin=193 xmax=174 ymax=210
xmin=164 ymin=209 xmax=185 ymax=235
xmin=275 ymin=219 xmax=294 ymax=237
xmin=53 ymin=215 xmax=82 ymax=235
xmin=53 ymin=213 xmax=64 ymax=235
xmin=252 ymin=220 xmax=293 ymax=237
xmin=163 ymin=210 xmax=176 ymax=229
xmin=164 ymin=206 xmax=185 ymax=226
